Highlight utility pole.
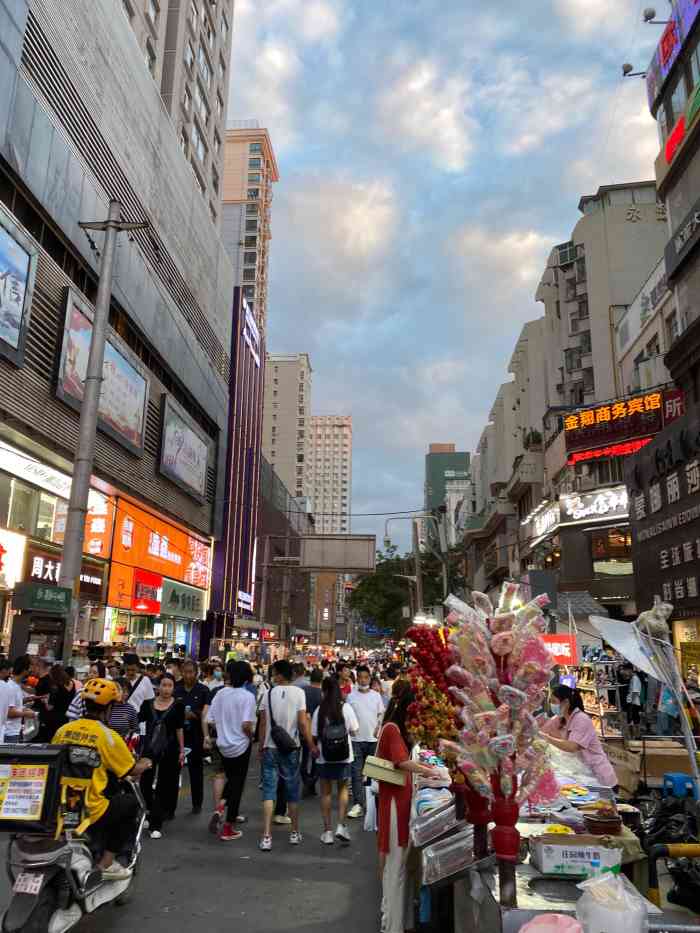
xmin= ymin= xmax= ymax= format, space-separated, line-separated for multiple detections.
xmin=59 ymin=201 xmax=148 ymax=662
xmin=412 ymin=520 xmax=424 ymax=613
xmin=280 ymin=530 xmax=291 ymax=647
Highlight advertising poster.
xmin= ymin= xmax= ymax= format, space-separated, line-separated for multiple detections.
xmin=159 ymin=395 xmax=211 ymax=501
xmin=0 ymin=206 xmax=38 ymax=366
xmin=57 ymin=290 xmax=149 ymax=456
xmin=0 ymin=764 xmax=48 ymax=821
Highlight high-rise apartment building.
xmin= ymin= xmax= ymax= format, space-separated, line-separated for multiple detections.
xmin=121 ymin=0 xmax=234 ymax=220
xmin=261 ymin=354 xmax=313 ymax=498
xmin=222 ymin=124 xmax=279 ymax=331
xmin=424 ymin=444 xmax=470 ymax=511
xmin=306 ymin=416 xmax=353 ymax=534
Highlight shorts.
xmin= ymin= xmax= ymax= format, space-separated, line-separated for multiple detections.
xmin=317 ymin=762 xmax=350 ymax=782
xmin=262 ymin=747 xmax=301 ymax=803
xmin=209 ymin=744 xmax=225 ymax=773
xmin=627 ymin=706 xmax=641 ymax=725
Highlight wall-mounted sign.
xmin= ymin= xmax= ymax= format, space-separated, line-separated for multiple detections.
xmin=24 ymin=545 xmax=104 ymax=598
xmin=647 ymin=0 xmax=700 ymax=111
xmin=541 ymin=633 xmax=578 ymax=666
xmin=559 ymin=485 xmax=629 ymax=526
xmin=159 ymin=395 xmax=212 ymax=502
xmin=568 ymin=438 xmax=653 ymax=466
xmin=532 ymin=503 xmax=560 ymax=544
xmin=160 ymin=578 xmax=206 ymax=620
xmin=0 ymin=442 xmax=72 ymax=499
xmin=0 ymin=529 xmax=26 ymax=590
xmin=0 ymin=203 xmax=38 ymax=368
xmin=56 ymin=289 xmax=149 ymax=456
xmin=111 ymin=499 xmax=210 ymax=588
xmin=12 ymin=581 xmax=70 ymax=615
xmin=242 ymin=301 xmax=260 ymax=367
xmin=564 ymin=392 xmax=664 ymax=453
xmin=666 ymin=192 xmax=700 ymax=281
xmin=132 ymin=569 xmax=162 ymax=614
xmin=615 ymin=258 xmax=669 ymax=360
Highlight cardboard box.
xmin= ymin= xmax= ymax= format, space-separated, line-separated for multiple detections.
xmin=530 ymin=834 xmax=623 ymax=877
xmin=605 ymin=742 xmax=642 ymax=793
xmin=627 ymin=740 xmax=695 ymax=781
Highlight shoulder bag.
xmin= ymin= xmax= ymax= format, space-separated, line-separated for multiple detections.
xmin=362 ymin=724 xmax=407 ymax=786
xmin=268 ymin=688 xmax=298 ymax=754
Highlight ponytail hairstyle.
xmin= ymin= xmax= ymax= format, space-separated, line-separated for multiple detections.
xmin=552 ymin=684 xmax=584 ymax=722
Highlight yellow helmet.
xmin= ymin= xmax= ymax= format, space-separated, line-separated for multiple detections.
xmin=82 ymin=678 xmax=119 ymax=706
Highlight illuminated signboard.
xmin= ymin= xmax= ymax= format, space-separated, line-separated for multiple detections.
xmin=559 ymin=485 xmax=629 ymax=526
xmin=647 ymin=0 xmax=700 ymax=111
xmin=568 ymin=438 xmax=653 ymax=466
xmin=564 ymin=392 xmax=663 ymax=453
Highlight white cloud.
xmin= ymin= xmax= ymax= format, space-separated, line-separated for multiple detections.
xmin=299 ymin=0 xmax=341 ymax=42
xmin=554 ymin=0 xmax=641 ymax=38
xmin=376 ymin=59 xmax=476 ymax=172
xmin=451 ymin=226 xmax=554 ymax=299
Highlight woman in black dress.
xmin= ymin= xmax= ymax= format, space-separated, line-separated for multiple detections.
xmin=139 ymin=673 xmax=185 ymax=839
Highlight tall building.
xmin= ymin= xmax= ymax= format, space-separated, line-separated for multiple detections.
xmin=0 ymin=0 xmax=234 ymax=656
xmin=221 ymin=124 xmax=279 ymax=331
xmin=306 ymin=416 xmax=353 ymax=534
xmin=625 ymin=3 xmax=700 ymax=648
xmin=424 ymin=444 xmax=470 ymax=511
xmin=261 ymin=354 xmax=313 ymax=499
xmin=121 ymin=0 xmax=234 ymax=217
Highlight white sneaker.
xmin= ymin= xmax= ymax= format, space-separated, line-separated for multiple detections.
xmin=289 ymin=831 xmax=303 ymax=845
xmin=101 ymin=863 xmax=133 ymax=881
xmin=259 ymin=835 xmax=272 ymax=851
xmin=320 ymin=830 xmax=334 ymax=845
xmin=335 ymin=823 xmax=350 ymax=843
xmin=273 ymin=814 xmax=292 ymax=825
xmin=347 ymin=804 xmax=363 ymax=819
xmin=150 ymin=830 xmax=162 ymax=839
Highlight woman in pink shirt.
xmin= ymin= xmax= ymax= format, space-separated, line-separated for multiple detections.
xmin=542 ymin=685 xmax=618 ymax=788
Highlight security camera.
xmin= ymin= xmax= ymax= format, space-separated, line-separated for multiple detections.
xmin=622 ymin=63 xmax=634 ymax=76
xmin=643 ymin=7 xmax=657 ymax=22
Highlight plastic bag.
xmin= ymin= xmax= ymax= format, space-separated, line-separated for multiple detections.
xmin=518 ymin=915 xmax=582 ymax=933
xmin=575 ymin=874 xmax=650 ymax=933
xmin=546 ymin=743 xmax=600 ymax=787
xmin=364 ymin=780 xmax=378 ymax=832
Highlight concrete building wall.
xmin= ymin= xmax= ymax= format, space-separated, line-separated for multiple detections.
xmin=262 ymin=354 xmax=313 ymax=499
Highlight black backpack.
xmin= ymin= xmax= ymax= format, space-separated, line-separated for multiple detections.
xmin=146 ymin=706 xmax=170 ymax=761
xmin=321 ymin=716 xmax=349 ymax=762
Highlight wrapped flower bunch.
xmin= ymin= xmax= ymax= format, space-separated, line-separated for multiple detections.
xmin=406 ymin=672 xmax=459 ymax=753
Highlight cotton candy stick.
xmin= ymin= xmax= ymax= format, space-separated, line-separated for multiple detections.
xmin=497 ymin=581 xmax=520 ymax=614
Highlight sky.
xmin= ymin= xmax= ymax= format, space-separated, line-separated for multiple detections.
xmin=227 ymin=0 xmax=662 ymax=552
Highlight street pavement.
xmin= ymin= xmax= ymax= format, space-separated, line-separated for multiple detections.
xmin=0 ymin=762 xmax=382 ymax=933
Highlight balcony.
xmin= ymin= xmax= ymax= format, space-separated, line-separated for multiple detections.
xmin=483 ymin=531 xmax=511 ymax=578
xmin=505 ymin=449 xmax=544 ymax=502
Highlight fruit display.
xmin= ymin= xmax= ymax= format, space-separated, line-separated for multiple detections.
xmin=407 ymin=672 xmax=459 ymax=753
xmin=405 ymin=624 xmax=454 ymax=692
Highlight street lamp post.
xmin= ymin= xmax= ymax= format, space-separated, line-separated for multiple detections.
xmin=58 ymin=201 xmax=148 ymax=662
xmin=384 ymin=513 xmax=449 ymax=615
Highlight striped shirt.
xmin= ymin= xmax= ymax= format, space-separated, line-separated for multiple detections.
xmin=66 ymin=696 xmax=138 ymax=738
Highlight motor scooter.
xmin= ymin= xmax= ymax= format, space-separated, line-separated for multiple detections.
xmin=0 ymin=744 xmax=147 ymax=933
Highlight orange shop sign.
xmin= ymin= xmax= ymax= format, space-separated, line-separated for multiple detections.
xmin=111 ymin=499 xmax=210 ymax=588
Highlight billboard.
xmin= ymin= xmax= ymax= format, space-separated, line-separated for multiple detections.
xmin=559 ymin=485 xmax=629 ymax=527
xmin=0 ymin=203 xmax=38 ymax=367
xmin=563 ymin=390 xmax=668 ymax=454
xmin=159 ymin=394 xmax=212 ymax=502
xmin=299 ymin=535 xmax=376 ymax=573
xmin=647 ymin=0 xmax=700 ymax=110
xmin=57 ymin=289 xmax=149 ymax=456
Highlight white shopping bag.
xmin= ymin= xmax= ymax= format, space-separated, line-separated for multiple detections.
xmin=364 ymin=780 xmax=378 ymax=832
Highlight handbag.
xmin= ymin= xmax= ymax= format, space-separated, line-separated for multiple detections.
xmin=362 ymin=754 xmax=407 ymax=787
xmin=268 ymin=688 xmax=298 ymax=755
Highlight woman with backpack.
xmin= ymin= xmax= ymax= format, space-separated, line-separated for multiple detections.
xmin=311 ymin=676 xmax=359 ymax=845
xmin=138 ymin=672 xmax=185 ymax=839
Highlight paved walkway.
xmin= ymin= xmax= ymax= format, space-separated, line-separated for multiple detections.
xmin=0 ymin=762 xmax=382 ymax=933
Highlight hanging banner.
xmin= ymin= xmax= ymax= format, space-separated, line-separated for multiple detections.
xmin=541 ymin=633 xmax=578 ymax=666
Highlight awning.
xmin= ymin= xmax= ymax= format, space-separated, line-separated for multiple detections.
xmin=559 ymin=591 xmax=609 ymax=619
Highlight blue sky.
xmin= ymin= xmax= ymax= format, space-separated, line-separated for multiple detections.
xmin=228 ymin=0 xmax=662 ymax=552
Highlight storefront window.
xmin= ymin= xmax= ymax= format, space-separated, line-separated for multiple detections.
xmin=592 ymin=527 xmax=632 ymax=575
xmin=35 ymin=493 xmax=56 ymax=541
xmin=8 ymin=480 xmax=38 ymax=534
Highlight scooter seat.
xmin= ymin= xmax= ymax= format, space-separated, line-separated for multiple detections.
xmin=12 ymin=835 xmax=71 ymax=864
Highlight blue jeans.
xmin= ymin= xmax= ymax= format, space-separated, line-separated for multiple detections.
xmin=351 ymin=740 xmax=376 ymax=810
xmin=262 ymin=748 xmax=301 ymax=803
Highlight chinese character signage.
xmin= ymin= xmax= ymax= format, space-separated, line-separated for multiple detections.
xmin=626 ymin=407 xmax=700 ymax=617
xmin=564 ymin=389 xmax=683 ymax=454
xmin=12 ymin=581 xmax=71 ymax=614
xmin=159 ymin=395 xmax=212 ymax=502
xmin=616 ymin=258 xmax=668 ymax=360
xmin=665 ymin=193 xmax=700 ymax=282
xmin=132 ymin=569 xmax=162 ymax=614
xmin=160 ymin=578 xmax=206 ymax=620
xmin=0 ymin=202 xmax=38 ymax=368
xmin=111 ymin=499 xmax=210 ymax=589
xmin=541 ymin=634 xmax=578 ymax=666
xmin=56 ymin=289 xmax=149 ymax=456
xmin=560 ymin=485 xmax=629 ymax=526
xmin=646 ymin=0 xmax=700 ymax=111
xmin=24 ymin=546 xmax=104 ymax=598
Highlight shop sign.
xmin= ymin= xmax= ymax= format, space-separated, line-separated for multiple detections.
xmin=568 ymin=438 xmax=653 ymax=466
xmin=541 ymin=634 xmax=578 ymax=666
xmin=559 ymin=485 xmax=629 ymax=526
xmin=56 ymin=289 xmax=149 ymax=456
xmin=564 ymin=391 xmax=666 ymax=453
xmin=112 ymin=499 xmax=210 ymax=588
xmin=0 ymin=442 xmax=71 ymax=499
xmin=160 ymin=578 xmax=206 ymax=620
xmin=0 ymin=529 xmax=26 ymax=590
xmin=25 ymin=546 xmax=104 ymax=598
xmin=666 ymin=192 xmax=700 ymax=280
xmin=626 ymin=408 xmax=700 ymax=613
xmin=132 ymin=569 xmax=162 ymax=614
xmin=159 ymin=395 xmax=212 ymax=502
xmin=646 ymin=0 xmax=700 ymax=111
xmin=12 ymin=581 xmax=71 ymax=614
xmin=0 ymin=202 xmax=38 ymax=368
xmin=532 ymin=503 xmax=560 ymax=543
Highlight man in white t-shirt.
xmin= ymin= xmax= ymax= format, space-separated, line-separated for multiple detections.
xmin=124 ymin=656 xmax=155 ymax=712
xmin=4 ymin=657 xmax=37 ymax=742
xmin=346 ymin=664 xmax=384 ymax=818
xmin=205 ymin=660 xmax=257 ymax=841
xmin=257 ymin=659 xmax=313 ymax=852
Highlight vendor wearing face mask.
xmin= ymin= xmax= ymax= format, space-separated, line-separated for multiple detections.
xmin=542 ymin=685 xmax=618 ymax=788
xmin=346 ymin=665 xmax=385 ymax=819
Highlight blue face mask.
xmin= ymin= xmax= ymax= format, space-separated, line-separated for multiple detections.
xmin=550 ymin=703 xmax=561 ymax=716
xmin=213 ymin=670 xmax=222 ymax=680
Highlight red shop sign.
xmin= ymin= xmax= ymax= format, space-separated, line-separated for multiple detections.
xmin=541 ymin=634 xmax=578 ymax=666
xmin=132 ymin=568 xmax=162 ymax=614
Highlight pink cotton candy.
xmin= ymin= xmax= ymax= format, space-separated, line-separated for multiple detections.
xmin=491 ymin=631 xmax=514 ymax=656
xmin=524 ymin=768 xmax=560 ymax=805
xmin=472 ymin=590 xmax=493 ymax=618
xmin=490 ymin=612 xmax=515 ymax=634
xmin=498 ymin=685 xmax=528 ymax=709
xmin=446 ymin=664 xmax=470 ymax=687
